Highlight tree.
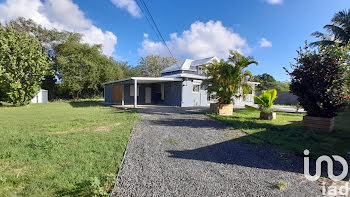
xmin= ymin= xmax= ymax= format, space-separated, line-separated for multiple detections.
xmin=254 ymin=73 xmax=276 ymax=91
xmin=54 ymin=38 xmax=123 ymax=99
xmin=285 ymin=44 xmax=349 ymax=118
xmin=254 ymin=73 xmax=290 ymax=92
xmin=137 ymin=55 xmax=179 ymax=77
xmin=3 ymin=17 xmax=81 ymax=100
xmin=310 ymin=9 xmax=350 ymax=47
xmin=119 ymin=62 xmax=142 ymax=78
xmin=0 ymin=27 xmax=50 ymax=106
xmin=204 ymin=51 xmax=258 ymax=104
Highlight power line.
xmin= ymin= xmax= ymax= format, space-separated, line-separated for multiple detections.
xmin=134 ymin=0 xmax=161 ymax=42
xmin=136 ymin=0 xmax=175 ymax=59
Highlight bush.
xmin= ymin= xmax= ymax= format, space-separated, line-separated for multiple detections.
xmin=245 ymin=89 xmax=277 ymax=113
xmin=285 ymin=44 xmax=349 ymax=118
xmin=0 ymin=27 xmax=50 ymax=106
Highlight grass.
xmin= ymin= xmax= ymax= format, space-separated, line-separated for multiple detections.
xmin=0 ymin=101 xmax=139 ymax=196
xmin=209 ymin=110 xmax=350 ymax=159
xmin=276 ymin=181 xmax=288 ymax=190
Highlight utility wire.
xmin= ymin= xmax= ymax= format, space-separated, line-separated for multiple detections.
xmin=134 ymin=0 xmax=161 ymax=42
xmin=136 ymin=0 xmax=175 ymax=60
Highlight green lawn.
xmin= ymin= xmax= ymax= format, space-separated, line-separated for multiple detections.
xmin=210 ymin=110 xmax=350 ymax=159
xmin=0 ymin=101 xmax=138 ymax=196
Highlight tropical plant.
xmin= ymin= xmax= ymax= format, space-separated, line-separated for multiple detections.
xmin=310 ymin=9 xmax=350 ymax=47
xmin=203 ymin=51 xmax=258 ymax=104
xmin=245 ymin=89 xmax=277 ymax=113
xmin=0 ymin=27 xmax=50 ymax=106
xmin=285 ymin=43 xmax=349 ymax=118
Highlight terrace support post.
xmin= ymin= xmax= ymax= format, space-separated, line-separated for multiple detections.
xmin=122 ymin=84 xmax=124 ymax=106
xmin=134 ymin=79 xmax=137 ymax=108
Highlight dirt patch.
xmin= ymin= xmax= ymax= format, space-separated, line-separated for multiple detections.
xmin=55 ymin=122 xmax=120 ymax=134
xmin=95 ymin=126 xmax=111 ymax=132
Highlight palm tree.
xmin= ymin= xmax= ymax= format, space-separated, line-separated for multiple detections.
xmin=310 ymin=9 xmax=350 ymax=47
xmin=203 ymin=51 xmax=258 ymax=104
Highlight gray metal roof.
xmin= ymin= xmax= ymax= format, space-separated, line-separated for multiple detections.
xmin=161 ymin=56 xmax=219 ymax=74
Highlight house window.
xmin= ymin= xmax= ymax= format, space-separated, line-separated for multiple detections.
xmin=130 ymin=85 xmax=139 ymax=96
xmin=193 ymin=85 xmax=200 ymax=93
xmin=197 ymin=66 xmax=204 ymax=75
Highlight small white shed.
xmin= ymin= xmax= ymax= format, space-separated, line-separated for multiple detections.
xmin=31 ymin=89 xmax=48 ymax=103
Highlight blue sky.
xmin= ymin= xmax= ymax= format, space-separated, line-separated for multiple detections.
xmin=0 ymin=0 xmax=349 ymax=81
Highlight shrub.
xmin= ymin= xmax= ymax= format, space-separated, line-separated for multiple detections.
xmin=0 ymin=27 xmax=50 ymax=106
xmin=285 ymin=44 xmax=349 ymax=118
xmin=245 ymin=89 xmax=277 ymax=113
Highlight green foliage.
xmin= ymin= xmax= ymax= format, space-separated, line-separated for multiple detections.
xmin=254 ymin=73 xmax=290 ymax=92
xmin=5 ymin=17 xmax=81 ymax=52
xmin=310 ymin=9 xmax=350 ymax=48
xmin=119 ymin=62 xmax=142 ymax=78
xmin=54 ymin=38 xmax=123 ymax=99
xmin=204 ymin=51 xmax=258 ymax=104
xmin=285 ymin=43 xmax=349 ymax=118
xmin=245 ymin=89 xmax=277 ymax=113
xmin=0 ymin=27 xmax=50 ymax=106
xmin=276 ymin=182 xmax=288 ymax=190
xmin=137 ymin=55 xmax=179 ymax=77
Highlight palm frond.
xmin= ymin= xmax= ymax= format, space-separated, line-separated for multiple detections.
xmin=331 ymin=9 xmax=350 ymax=26
xmin=323 ymin=25 xmax=349 ymax=41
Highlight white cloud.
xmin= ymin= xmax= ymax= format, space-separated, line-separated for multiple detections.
xmin=259 ymin=38 xmax=272 ymax=48
xmin=265 ymin=0 xmax=283 ymax=5
xmin=110 ymin=0 xmax=141 ymax=18
xmin=138 ymin=20 xmax=250 ymax=59
xmin=0 ymin=0 xmax=117 ymax=56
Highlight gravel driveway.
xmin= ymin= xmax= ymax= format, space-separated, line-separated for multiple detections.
xmin=112 ymin=107 xmax=320 ymax=197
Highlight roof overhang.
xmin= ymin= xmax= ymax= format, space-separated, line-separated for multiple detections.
xmin=102 ymin=77 xmax=182 ymax=85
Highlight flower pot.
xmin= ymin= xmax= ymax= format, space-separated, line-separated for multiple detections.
xmin=209 ymin=103 xmax=219 ymax=113
xmin=219 ymin=104 xmax=233 ymax=116
xmin=302 ymin=116 xmax=335 ymax=132
xmin=260 ymin=112 xmax=276 ymax=120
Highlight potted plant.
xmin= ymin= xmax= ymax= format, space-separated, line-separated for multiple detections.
xmin=204 ymin=51 xmax=258 ymax=116
xmin=285 ymin=43 xmax=349 ymax=132
xmin=245 ymin=89 xmax=277 ymax=120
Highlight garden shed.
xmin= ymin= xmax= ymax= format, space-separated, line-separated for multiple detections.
xmin=31 ymin=89 xmax=48 ymax=103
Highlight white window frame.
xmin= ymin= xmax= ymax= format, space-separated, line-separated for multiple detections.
xmin=197 ymin=66 xmax=204 ymax=75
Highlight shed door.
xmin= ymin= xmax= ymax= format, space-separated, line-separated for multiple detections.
xmin=145 ymin=87 xmax=152 ymax=104
xmin=113 ymin=85 xmax=122 ymax=103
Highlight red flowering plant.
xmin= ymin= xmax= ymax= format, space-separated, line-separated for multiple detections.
xmin=285 ymin=42 xmax=350 ymax=118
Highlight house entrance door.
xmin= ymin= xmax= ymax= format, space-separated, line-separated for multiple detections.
xmin=145 ymin=87 xmax=152 ymax=104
